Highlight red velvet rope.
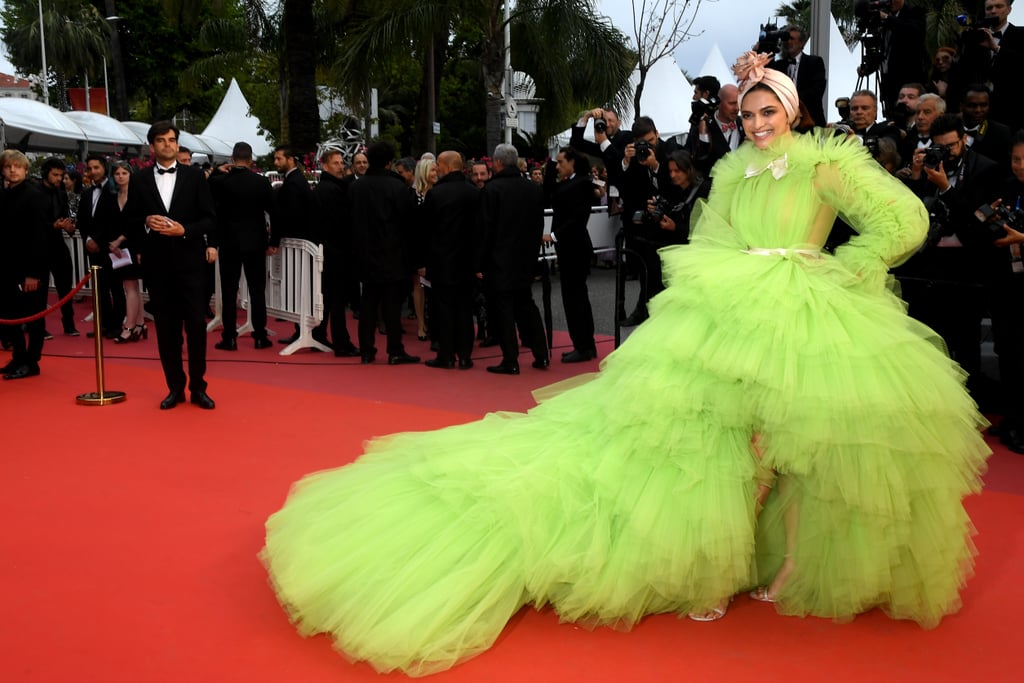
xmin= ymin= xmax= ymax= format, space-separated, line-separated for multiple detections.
xmin=0 ymin=273 xmax=92 ymax=326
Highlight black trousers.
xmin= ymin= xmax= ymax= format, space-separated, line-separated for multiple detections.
xmin=148 ymin=271 xmax=208 ymax=394
xmin=431 ymin=281 xmax=475 ymax=362
xmin=555 ymin=246 xmax=596 ymax=355
xmin=490 ymin=286 xmax=548 ymax=366
xmin=989 ymin=274 xmax=1024 ymax=422
xmin=48 ymin=238 xmax=76 ymax=329
xmin=319 ymin=247 xmax=355 ymax=349
xmin=900 ymin=277 xmax=984 ymax=379
xmin=89 ymin=253 xmax=125 ymax=333
xmin=219 ymin=248 xmax=268 ymax=340
xmin=359 ymin=279 xmax=407 ymax=358
xmin=0 ymin=283 xmax=46 ymax=368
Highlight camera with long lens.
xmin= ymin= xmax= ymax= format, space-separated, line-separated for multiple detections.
xmin=632 ymin=196 xmax=681 ymax=225
xmin=756 ymin=21 xmax=789 ymax=54
xmin=593 ymin=118 xmax=608 ymax=134
xmin=862 ymin=136 xmax=880 ymax=157
xmin=921 ymin=196 xmax=950 ymax=249
xmin=634 ymin=139 xmax=653 ymax=162
xmin=975 ymin=202 xmax=1024 ymax=239
xmin=957 ymin=14 xmax=1001 ymax=45
xmin=923 ymin=143 xmax=950 ymax=170
xmin=853 ymin=0 xmax=893 ymax=76
xmin=688 ymin=95 xmax=720 ymax=125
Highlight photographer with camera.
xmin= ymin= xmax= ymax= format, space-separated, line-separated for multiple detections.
xmin=767 ymin=25 xmax=827 ymax=127
xmin=958 ymin=0 xmax=1024 ymax=133
xmin=897 ymin=93 xmax=944 ymax=170
xmin=897 ymin=113 xmax=1003 ymax=399
xmin=961 ymin=83 xmax=1014 ymax=175
xmin=619 ymin=116 xmax=681 ymax=326
xmin=688 ymin=82 xmax=742 ymax=177
xmin=855 ymin=0 xmax=928 ymax=118
xmin=893 ymin=82 xmax=924 ymax=132
xmin=969 ymin=130 xmax=1024 ymax=450
xmin=570 ymin=107 xmax=632 ymax=184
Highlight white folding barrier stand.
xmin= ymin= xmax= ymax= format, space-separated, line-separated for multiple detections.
xmin=267 ymin=238 xmax=329 ymax=356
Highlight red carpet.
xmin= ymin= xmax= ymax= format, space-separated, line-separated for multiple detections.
xmin=2 ymin=314 xmax=1022 ymax=682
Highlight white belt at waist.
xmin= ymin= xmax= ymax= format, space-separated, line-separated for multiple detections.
xmin=742 ymin=248 xmax=821 ymax=257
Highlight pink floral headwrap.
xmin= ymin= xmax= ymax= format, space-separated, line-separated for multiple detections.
xmin=733 ymin=51 xmax=800 ymax=123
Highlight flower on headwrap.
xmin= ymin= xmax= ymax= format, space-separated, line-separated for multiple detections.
xmin=732 ymin=50 xmax=800 ymax=124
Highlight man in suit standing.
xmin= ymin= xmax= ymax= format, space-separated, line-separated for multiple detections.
xmin=477 ymin=143 xmax=549 ymax=375
xmin=769 ymin=25 xmax=827 ymax=127
xmin=209 ymin=141 xmax=276 ymax=351
xmin=348 ymin=141 xmax=420 ymax=366
xmin=869 ymin=0 xmax=928 ymax=117
xmin=959 ymin=0 xmax=1024 ymax=133
xmin=545 ymin=147 xmax=597 ymax=363
xmin=422 ymin=151 xmax=480 ymax=370
xmin=961 ymin=83 xmax=1013 ymax=175
xmin=272 ymin=144 xmax=317 ymax=345
xmin=570 ymin=107 xmax=631 ymax=184
xmin=688 ymin=84 xmax=743 ymax=177
xmin=126 ymin=121 xmax=218 ymax=410
xmin=312 ymin=147 xmax=360 ymax=357
xmin=77 ymin=154 xmax=123 ymax=339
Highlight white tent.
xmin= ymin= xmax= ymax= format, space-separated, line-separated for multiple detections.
xmin=0 ymin=98 xmax=88 ymax=152
xmin=64 ymin=111 xmax=146 ymax=154
xmin=619 ymin=55 xmax=693 ymax=137
xmin=202 ymin=78 xmax=273 ymax=157
xmin=691 ymin=43 xmax=736 ymax=89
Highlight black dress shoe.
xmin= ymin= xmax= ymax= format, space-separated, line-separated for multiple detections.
xmin=253 ymin=336 xmax=273 ymax=349
xmin=1000 ymin=427 xmax=1024 ymax=455
xmin=278 ymin=332 xmax=299 ymax=345
xmin=486 ymin=363 xmax=520 ymax=375
xmin=361 ymin=354 xmax=376 ymax=364
xmin=458 ymin=359 xmax=474 ymax=370
xmin=388 ymin=353 xmax=421 ymax=365
xmin=532 ymin=358 xmax=550 ymax=369
xmin=42 ymin=329 xmax=54 ymax=341
xmin=160 ymin=391 xmax=186 ymax=409
xmin=3 ymin=364 xmax=39 ymax=380
xmin=333 ymin=345 xmax=361 ymax=357
xmin=425 ymin=358 xmax=455 ymax=369
xmin=312 ymin=335 xmax=333 ymax=351
xmin=619 ymin=312 xmax=648 ymax=327
xmin=63 ymin=325 xmax=80 ymax=337
xmin=214 ymin=338 xmax=238 ymax=351
xmin=190 ymin=391 xmax=216 ymax=409
xmin=561 ymin=350 xmax=596 ymax=363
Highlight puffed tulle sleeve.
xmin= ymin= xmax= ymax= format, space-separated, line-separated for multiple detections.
xmin=812 ymin=131 xmax=928 ymax=292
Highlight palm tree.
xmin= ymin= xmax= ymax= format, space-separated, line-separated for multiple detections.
xmin=1 ymin=0 xmax=111 ymax=109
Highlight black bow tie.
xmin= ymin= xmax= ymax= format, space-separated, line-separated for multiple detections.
xmin=157 ymin=166 xmax=176 ymax=175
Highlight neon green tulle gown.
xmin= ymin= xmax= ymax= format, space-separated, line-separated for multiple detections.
xmin=263 ymin=131 xmax=990 ymax=676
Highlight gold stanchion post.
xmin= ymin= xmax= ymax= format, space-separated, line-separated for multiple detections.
xmin=77 ymin=265 xmax=126 ymax=405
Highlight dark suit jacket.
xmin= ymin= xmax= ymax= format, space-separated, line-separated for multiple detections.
xmin=569 ymin=126 xmax=631 ymax=186
xmin=77 ymin=183 xmax=109 ymax=244
xmin=312 ymin=172 xmax=352 ymax=254
xmin=273 ymin=167 xmax=316 ymax=243
xmin=124 ymin=164 xmax=217 ymax=280
xmin=477 ymin=167 xmax=545 ymax=292
xmin=550 ymin=173 xmax=595 ymax=269
xmin=621 ymin=137 xmax=682 ymax=238
xmin=348 ymin=168 xmax=418 ymax=283
xmin=421 ymin=171 xmax=480 ymax=286
xmin=968 ymin=118 xmax=1013 ymax=176
xmin=687 ymin=119 xmax=742 ymax=177
xmin=209 ymin=166 xmax=274 ymax=253
xmin=960 ymin=24 xmax=1024 ymax=132
xmin=880 ymin=4 xmax=928 ymax=113
xmin=0 ymin=181 xmax=50 ymax=284
xmin=769 ymin=52 xmax=826 ymax=127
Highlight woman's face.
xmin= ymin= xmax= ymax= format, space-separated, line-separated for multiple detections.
xmin=740 ymin=88 xmax=791 ymax=150
xmin=668 ymin=160 xmax=690 ymax=188
xmin=63 ymin=174 xmax=76 ymax=192
xmin=428 ymin=166 xmax=437 ymax=185
xmin=113 ymin=167 xmax=130 ymax=187
xmin=1012 ymin=143 xmax=1024 ymax=184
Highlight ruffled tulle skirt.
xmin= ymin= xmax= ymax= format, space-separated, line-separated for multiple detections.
xmin=263 ymin=235 xmax=989 ymax=675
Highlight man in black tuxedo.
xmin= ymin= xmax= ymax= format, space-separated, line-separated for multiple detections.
xmin=897 ymin=93 xmax=944 ymax=170
xmin=769 ymin=25 xmax=827 ymax=127
xmin=898 ymin=114 xmax=1003 ymax=399
xmin=209 ymin=141 xmax=275 ymax=351
xmin=312 ymin=148 xmax=360 ymax=357
xmin=422 ymin=151 xmax=480 ymax=370
xmin=544 ymin=147 xmax=597 ymax=363
xmin=620 ymin=116 xmax=681 ymax=326
xmin=570 ymin=107 xmax=631 ymax=185
xmin=848 ymin=90 xmax=902 ymax=144
xmin=688 ymin=84 xmax=743 ymax=176
xmin=348 ymin=141 xmax=420 ymax=366
xmin=477 ymin=143 xmax=548 ymax=375
xmin=77 ymin=154 xmax=123 ymax=339
xmin=39 ymin=157 xmax=78 ymax=337
xmin=125 ymin=121 xmax=218 ymax=410
xmin=961 ymin=83 xmax=1014 ymax=175
xmin=959 ymin=0 xmax=1024 ymax=133
xmin=272 ymin=144 xmax=317 ymax=345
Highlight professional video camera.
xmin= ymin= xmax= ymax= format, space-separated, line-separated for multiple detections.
xmin=975 ymin=201 xmax=1024 ymax=239
xmin=852 ymin=0 xmax=893 ymax=76
xmin=688 ymin=95 xmax=720 ymax=125
xmin=756 ymin=21 xmax=789 ymax=54
xmin=957 ymin=14 xmax=1001 ymax=45
xmin=923 ymin=143 xmax=950 ymax=170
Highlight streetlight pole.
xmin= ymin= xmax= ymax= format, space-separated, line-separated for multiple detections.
xmin=37 ymin=0 xmax=49 ymax=106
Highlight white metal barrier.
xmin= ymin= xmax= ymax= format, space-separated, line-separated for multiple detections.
xmin=540 ymin=205 xmax=618 ymax=260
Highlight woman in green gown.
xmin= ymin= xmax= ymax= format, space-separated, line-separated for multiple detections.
xmin=262 ymin=53 xmax=990 ymax=676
